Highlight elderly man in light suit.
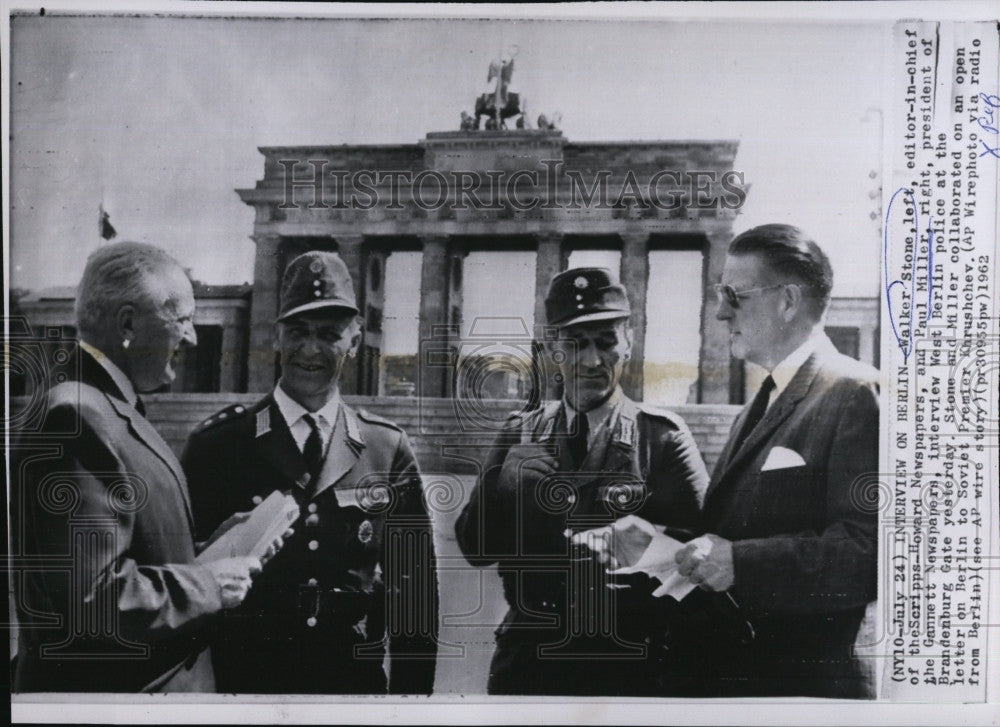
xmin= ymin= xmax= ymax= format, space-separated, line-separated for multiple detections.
xmin=12 ymin=242 xmax=262 ymax=692
xmin=675 ymin=224 xmax=880 ymax=698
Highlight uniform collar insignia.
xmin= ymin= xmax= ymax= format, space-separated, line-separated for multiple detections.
xmin=536 ymin=401 xmax=562 ymax=442
xmin=616 ymin=413 xmax=637 ymax=448
xmin=344 ymin=407 xmax=365 ymax=449
xmin=256 ymin=407 xmax=271 ymax=438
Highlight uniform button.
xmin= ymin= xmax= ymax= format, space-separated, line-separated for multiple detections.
xmin=306 ymin=617 xmax=317 ymax=628
xmin=575 ymin=294 xmax=583 ymax=301
xmin=307 ymin=578 xmax=318 ymax=587
xmin=307 ymin=503 xmax=318 ymax=513
xmin=305 ymin=514 xmax=320 ymax=527
xmin=577 ymin=303 xmax=584 ymax=309
xmin=234 ymin=406 xmax=244 ymax=414
xmin=313 ymin=290 xmax=322 ymax=297
xmin=308 ymin=540 xmax=319 ymax=551
xmin=251 ymin=495 xmax=263 ymax=505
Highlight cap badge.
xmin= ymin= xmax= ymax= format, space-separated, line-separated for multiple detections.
xmin=574 ymin=276 xmax=588 ymax=289
xmin=309 ymin=258 xmax=324 ymax=273
xmin=358 ymin=519 xmax=374 ymax=544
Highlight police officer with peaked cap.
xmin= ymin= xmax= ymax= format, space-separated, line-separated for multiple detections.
xmin=454 ymin=267 xmax=709 ymax=696
xmin=182 ymin=251 xmax=439 ymax=694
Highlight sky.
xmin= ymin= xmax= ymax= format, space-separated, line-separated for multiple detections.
xmin=8 ymin=10 xmax=886 ymax=398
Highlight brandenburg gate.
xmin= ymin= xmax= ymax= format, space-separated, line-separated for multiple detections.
xmin=236 ymin=129 xmax=744 ymax=404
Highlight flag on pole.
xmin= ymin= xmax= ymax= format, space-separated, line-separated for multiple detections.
xmin=99 ymin=204 xmax=117 ymax=240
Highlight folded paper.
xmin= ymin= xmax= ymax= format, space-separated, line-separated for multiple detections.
xmin=571 ymin=514 xmax=698 ymax=601
xmin=196 ymin=490 xmax=300 ymax=563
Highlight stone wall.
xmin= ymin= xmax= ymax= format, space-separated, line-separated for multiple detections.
xmin=146 ymin=393 xmax=740 ymax=473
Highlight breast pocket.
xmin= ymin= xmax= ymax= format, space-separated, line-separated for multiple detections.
xmin=745 ymin=465 xmax=821 ymax=535
xmin=331 ymin=486 xmax=385 ymax=558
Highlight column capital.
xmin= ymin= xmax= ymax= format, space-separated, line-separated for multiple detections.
xmin=250 ymin=232 xmax=282 ymax=249
xmin=535 ymin=231 xmax=565 ymax=246
xmin=418 ymin=233 xmax=451 ymax=247
xmin=618 ymin=231 xmax=651 ymax=246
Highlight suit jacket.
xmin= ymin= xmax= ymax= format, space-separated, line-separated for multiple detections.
xmin=454 ymin=394 xmax=708 ymax=695
xmin=11 ymin=349 xmax=221 ymax=693
xmin=699 ymin=341 xmax=880 ymax=698
xmin=181 ymin=393 xmax=439 ymax=695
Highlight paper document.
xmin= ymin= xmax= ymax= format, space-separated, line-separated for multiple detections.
xmin=572 ymin=515 xmax=698 ymax=601
xmin=195 ymin=490 xmax=299 ymax=563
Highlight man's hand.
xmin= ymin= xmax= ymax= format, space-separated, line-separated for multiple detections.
xmin=203 ymin=556 xmax=262 ymax=609
xmin=260 ymin=527 xmax=295 ymax=566
xmin=566 ymin=514 xmax=660 ymax=570
xmin=196 ymin=511 xmax=251 ymax=554
xmin=497 ymin=444 xmax=558 ymax=497
xmin=675 ymin=533 xmax=735 ymax=592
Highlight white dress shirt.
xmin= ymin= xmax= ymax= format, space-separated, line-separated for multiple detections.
xmin=273 ymin=384 xmax=340 ymax=455
xmin=766 ymin=329 xmax=834 ymax=411
xmin=564 ymin=386 xmax=624 ymax=447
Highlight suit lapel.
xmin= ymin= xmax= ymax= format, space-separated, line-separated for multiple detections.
xmin=705 ymin=351 xmax=823 ymax=502
xmin=255 ymin=396 xmax=313 ymax=492
xmin=76 ymin=350 xmax=195 ymax=525
xmin=315 ymin=405 xmax=364 ymax=498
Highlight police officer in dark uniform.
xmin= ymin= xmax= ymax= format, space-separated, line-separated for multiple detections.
xmin=454 ymin=267 xmax=709 ymax=696
xmin=182 ymin=251 xmax=438 ymax=694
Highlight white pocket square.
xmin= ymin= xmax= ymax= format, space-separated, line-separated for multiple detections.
xmin=761 ymin=446 xmax=807 ymax=471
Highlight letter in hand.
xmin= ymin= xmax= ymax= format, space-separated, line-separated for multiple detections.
xmin=568 ymin=515 xmax=697 ymax=600
xmin=566 ymin=514 xmax=658 ymax=570
xmin=197 ymin=511 xmax=252 ymax=554
xmin=497 ymin=444 xmax=559 ymax=497
xmin=204 ymin=556 xmax=262 ymax=610
xmin=674 ymin=533 xmax=735 ymax=592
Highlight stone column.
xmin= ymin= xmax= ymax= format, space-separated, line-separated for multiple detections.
xmin=418 ymin=235 xmax=451 ymax=399
xmin=619 ymin=232 xmax=649 ymax=401
xmin=334 ymin=234 xmax=366 ymax=302
xmin=247 ymin=233 xmax=281 ymax=392
xmin=445 ymin=247 xmax=467 ymax=399
xmin=334 ymin=235 xmax=366 ymax=395
xmin=533 ymin=232 xmax=567 ymax=402
xmin=697 ymin=227 xmax=737 ymax=403
xmin=361 ymin=247 xmax=390 ymax=395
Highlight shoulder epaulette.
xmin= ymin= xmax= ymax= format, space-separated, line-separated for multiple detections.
xmin=194 ymin=403 xmax=250 ymax=433
xmin=356 ymin=408 xmax=403 ymax=431
xmin=636 ymin=402 xmax=684 ymax=429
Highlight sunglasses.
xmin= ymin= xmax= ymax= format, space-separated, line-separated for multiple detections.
xmin=713 ymin=283 xmax=785 ymax=308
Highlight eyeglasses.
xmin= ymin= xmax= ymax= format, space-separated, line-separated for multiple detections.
xmin=713 ymin=283 xmax=785 ymax=308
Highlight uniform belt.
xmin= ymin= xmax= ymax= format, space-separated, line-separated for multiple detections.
xmin=298 ymin=584 xmax=372 ymax=623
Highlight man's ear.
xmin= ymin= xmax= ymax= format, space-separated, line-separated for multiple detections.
xmin=348 ymin=316 xmax=364 ymax=355
xmin=781 ymin=283 xmax=803 ymax=321
xmin=116 ymin=304 xmax=136 ymax=347
xmin=622 ymin=321 xmax=635 ymax=359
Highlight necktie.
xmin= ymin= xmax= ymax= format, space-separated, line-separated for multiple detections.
xmin=569 ymin=413 xmax=590 ymax=469
xmin=730 ymin=375 xmax=775 ymax=459
xmin=302 ymin=414 xmax=324 ymax=490
xmin=134 ymin=396 xmax=147 ymax=417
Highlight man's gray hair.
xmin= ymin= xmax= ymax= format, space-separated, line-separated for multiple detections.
xmin=75 ymin=242 xmax=188 ymax=340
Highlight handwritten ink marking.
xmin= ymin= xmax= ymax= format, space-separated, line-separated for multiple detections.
xmin=884 ymin=187 xmax=935 ymax=362
xmin=976 ymin=92 xmax=1000 ymax=158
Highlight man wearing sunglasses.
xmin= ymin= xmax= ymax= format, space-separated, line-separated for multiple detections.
xmin=675 ymin=224 xmax=880 ymax=698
